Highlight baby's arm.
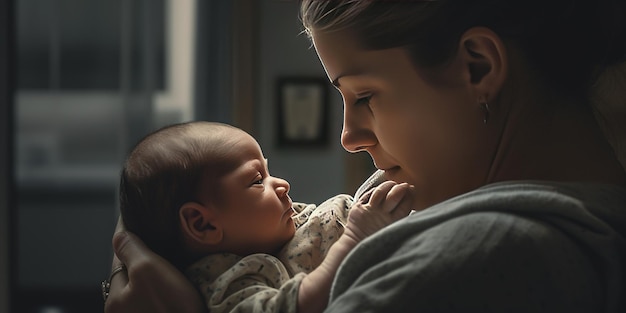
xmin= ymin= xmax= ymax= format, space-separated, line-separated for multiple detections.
xmin=297 ymin=181 xmax=415 ymax=313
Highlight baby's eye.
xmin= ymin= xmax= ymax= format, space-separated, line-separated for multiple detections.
xmin=252 ymin=174 xmax=263 ymax=185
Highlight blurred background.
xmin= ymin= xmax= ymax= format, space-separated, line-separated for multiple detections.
xmin=0 ymin=0 xmax=374 ymax=312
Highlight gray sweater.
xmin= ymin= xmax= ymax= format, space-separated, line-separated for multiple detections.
xmin=328 ymin=172 xmax=626 ymax=312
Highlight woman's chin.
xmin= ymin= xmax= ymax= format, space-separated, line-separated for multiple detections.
xmin=382 ymin=166 xmax=403 ymax=182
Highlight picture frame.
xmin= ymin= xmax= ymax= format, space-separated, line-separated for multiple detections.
xmin=276 ymin=77 xmax=329 ymax=147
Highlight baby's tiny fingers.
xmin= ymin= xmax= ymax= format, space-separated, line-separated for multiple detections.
xmin=381 ymin=183 xmax=410 ymax=213
xmin=368 ymin=181 xmax=398 ymax=207
xmin=390 ymin=185 xmax=415 ymax=219
xmin=357 ymin=188 xmax=375 ymax=204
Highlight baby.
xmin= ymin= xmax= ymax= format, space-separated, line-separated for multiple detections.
xmin=119 ymin=121 xmax=414 ymax=313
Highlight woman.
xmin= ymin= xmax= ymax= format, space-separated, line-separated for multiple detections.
xmin=104 ymin=0 xmax=626 ymax=312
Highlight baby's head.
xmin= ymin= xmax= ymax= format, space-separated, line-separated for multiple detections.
xmin=120 ymin=121 xmax=295 ymax=269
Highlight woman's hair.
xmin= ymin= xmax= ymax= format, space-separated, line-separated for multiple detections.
xmin=119 ymin=121 xmax=241 ymax=269
xmin=301 ymin=0 xmax=625 ymax=89
xmin=300 ymin=0 xmax=626 ymax=169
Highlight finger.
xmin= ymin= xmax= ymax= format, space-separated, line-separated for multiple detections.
xmin=111 ymin=216 xmax=125 ymax=269
xmin=106 ymin=231 xmax=135 ymax=310
xmin=109 ymin=231 xmax=140 ymax=291
xmin=112 ymin=230 xmax=162 ymax=292
xmin=381 ymin=183 xmax=410 ymax=213
xmin=357 ymin=188 xmax=375 ymax=204
xmin=112 ymin=230 xmax=154 ymax=272
xmin=368 ymin=181 xmax=397 ymax=207
xmin=390 ymin=185 xmax=416 ymax=219
xmin=391 ymin=185 xmax=415 ymax=219
xmin=107 ymin=217 xmax=129 ymax=301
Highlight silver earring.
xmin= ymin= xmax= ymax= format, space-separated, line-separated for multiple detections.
xmin=480 ymin=102 xmax=490 ymax=124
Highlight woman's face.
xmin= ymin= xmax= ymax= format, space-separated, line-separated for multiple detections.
xmin=312 ymin=30 xmax=494 ymax=210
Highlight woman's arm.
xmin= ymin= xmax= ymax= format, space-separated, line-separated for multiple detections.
xmin=104 ymin=217 xmax=206 ymax=313
xmin=297 ymin=181 xmax=415 ymax=313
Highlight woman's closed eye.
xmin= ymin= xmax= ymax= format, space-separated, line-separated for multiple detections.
xmin=354 ymin=94 xmax=372 ymax=106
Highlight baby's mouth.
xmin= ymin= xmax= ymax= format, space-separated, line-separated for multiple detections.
xmin=283 ymin=199 xmax=294 ymax=216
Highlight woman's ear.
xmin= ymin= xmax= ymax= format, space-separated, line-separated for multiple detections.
xmin=459 ymin=26 xmax=508 ymax=102
xmin=179 ymin=202 xmax=223 ymax=246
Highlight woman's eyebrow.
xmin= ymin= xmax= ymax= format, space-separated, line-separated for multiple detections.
xmin=332 ymin=69 xmax=365 ymax=87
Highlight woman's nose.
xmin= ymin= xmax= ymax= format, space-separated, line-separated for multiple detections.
xmin=341 ymin=106 xmax=377 ymax=153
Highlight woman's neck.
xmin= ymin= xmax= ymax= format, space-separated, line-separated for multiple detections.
xmin=488 ymin=79 xmax=626 ymax=186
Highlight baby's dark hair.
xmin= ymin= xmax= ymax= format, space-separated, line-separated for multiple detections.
xmin=119 ymin=121 xmax=242 ymax=269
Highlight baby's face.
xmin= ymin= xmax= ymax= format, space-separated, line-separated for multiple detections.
xmin=202 ymin=132 xmax=295 ymax=255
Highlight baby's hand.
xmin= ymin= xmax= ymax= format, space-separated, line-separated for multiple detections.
xmin=344 ymin=181 xmax=415 ymax=242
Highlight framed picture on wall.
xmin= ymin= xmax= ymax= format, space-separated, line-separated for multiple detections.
xmin=276 ymin=77 xmax=329 ymax=147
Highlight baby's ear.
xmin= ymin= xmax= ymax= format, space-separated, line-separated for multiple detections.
xmin=179 ymin=202 xmax=223 ymax=246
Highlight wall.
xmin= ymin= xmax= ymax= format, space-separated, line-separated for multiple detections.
xmin=12 ymin=1 xmax=167 ymax=311
xmin=2 ymin=2 xmax=371 ymax=311
xmin=0 ymin=101 xmax=10 ymax=313
xmin=256 ymin=0 xmax=348 ymax=204
xmin=1 ymin=0 xmax=13 ymax=311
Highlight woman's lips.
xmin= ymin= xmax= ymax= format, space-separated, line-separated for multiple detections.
xmin=382 ymin=166 xmax=401 ymax=180
xmin=381 ymin=166 xmax=400 ymax=172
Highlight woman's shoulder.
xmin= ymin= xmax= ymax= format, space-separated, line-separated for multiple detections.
xmin=412 ymin=180 xmax=626 ymax=224
xmin=331 ymin=182 xmax=626 ymax=311
xmin=331 ymin=207 xmax=612 ymax=311
xmin=408 ymin=180 xmax=626 ymax=242
xmin=467 ymin=181 xmax=626 ymax=233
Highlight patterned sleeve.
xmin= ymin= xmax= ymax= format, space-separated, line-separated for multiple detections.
xmin=187 ymin=253 xmax=306 ymax=313
xmin=279 ymin=194 xmax=353 ymax=275
xmin=187 ymin=195 xmax=354 ymax=313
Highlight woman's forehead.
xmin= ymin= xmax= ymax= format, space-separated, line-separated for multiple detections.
xmin=312 ymin=30 xmax=414 ymax=86
xmin=312 ymin=30 xmax=362 ymax=81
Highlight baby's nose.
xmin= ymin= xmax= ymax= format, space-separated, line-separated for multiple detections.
xmin=274 ymin=177 xmax=290 ymax=195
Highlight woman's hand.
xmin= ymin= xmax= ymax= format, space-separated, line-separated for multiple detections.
xmin=104 ymin=218 xmax=206 ymax=313
xmin=344 ymin=181 xmax=415 ymax=242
